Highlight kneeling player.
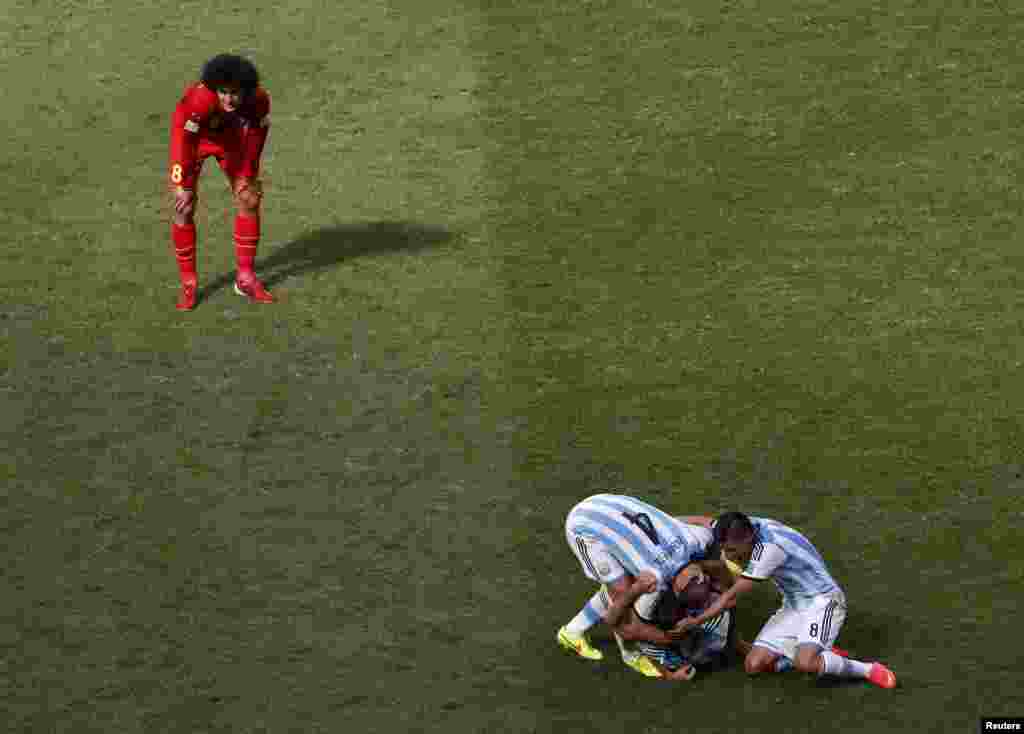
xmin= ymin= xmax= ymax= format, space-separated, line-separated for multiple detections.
xmin=168 ymin=54 xmax=275 ymax=310
xmin=674 ymin=512 xmax=897 ymax=689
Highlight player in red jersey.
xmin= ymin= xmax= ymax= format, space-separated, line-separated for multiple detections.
xmin=168 ymin=54 xmax=274 ymax=310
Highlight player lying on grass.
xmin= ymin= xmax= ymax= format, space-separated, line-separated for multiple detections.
xmin=673 ymin=512 xmax=898 ymax=689
xmin=600 ymin=563 xmax=752 ymax=681
xmin=555 ymin=494 xmax=718 ymax=677
xmin=168 ymin=54 xmax=275 ymax=310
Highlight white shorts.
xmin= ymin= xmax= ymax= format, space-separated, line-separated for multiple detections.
xmin=566 ymin=529 xmax=627 ymax=585
xmin=752 ymin=592 xmax=847 ymax=660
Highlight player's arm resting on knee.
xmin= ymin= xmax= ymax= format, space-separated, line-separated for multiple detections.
xmin=237 ymin=89 xmax=270 ymax=181
xmin=169 ymin=85 xmax=216 ymax=192
xmin=602 ymin=574 xmax=676 ymax=645
xmin=602 ymin=572 xmax=655 ymax=627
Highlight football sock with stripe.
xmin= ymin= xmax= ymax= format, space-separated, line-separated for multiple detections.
xmin=565 ymin=588 xmax=610 ymax=636
xmin=172 ymin=222 xmax=197 ymax=283
xmin=234 ymin=213 xmax=260 ymax=279
xmin=819 ymin=650 xmax=871 ymax=678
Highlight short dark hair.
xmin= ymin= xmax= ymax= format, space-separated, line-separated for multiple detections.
xmin=201 ymin=54 xmax=260 ymax=94
xmin=651 ymin=591 xmax=685 ymax=631
xmin=713 ymin=511 xmax=755 ymax=544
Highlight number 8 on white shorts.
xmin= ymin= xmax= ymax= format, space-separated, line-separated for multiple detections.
xmin=753 ymin=593 xmax=848 ymax=660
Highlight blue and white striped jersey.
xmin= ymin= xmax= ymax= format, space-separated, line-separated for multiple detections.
xmin=566 ymin=494 xmax=714 ymax=603
xmin=742 ymin=517 xmax=842 ymax=608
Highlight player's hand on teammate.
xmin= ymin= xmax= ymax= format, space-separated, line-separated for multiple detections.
xmin=669 ymin=616 xmax=700 ymax=639
xmin=664 ymin=663 xmax=697 ymax=681
xmin=632 ymin=571 xmax=658 ymax=595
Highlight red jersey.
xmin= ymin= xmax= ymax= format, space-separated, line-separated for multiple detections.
xmin=169 ymin=82 xmax=270 ymax=189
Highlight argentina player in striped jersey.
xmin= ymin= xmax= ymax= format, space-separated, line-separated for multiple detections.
xmin=556 ymin=494 xmax=716 ymax=678
xmin=673 ymin=512 xmax=897 ymax=689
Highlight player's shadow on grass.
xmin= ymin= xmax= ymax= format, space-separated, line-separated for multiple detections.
xmin=198 ymin=221 xmax=454 ymax=302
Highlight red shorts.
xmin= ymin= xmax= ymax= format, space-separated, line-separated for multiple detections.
xmin=190 ymin=135 xmax=245 ymax=185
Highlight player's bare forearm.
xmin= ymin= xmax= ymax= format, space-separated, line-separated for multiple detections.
xmin=602 ymin=573 xmax=655 ymax=627
xmin=604 ymin=577 xmax=675 ymax=645
xmin=678 ymin=515 xmax=714 ymax=528
xmin=615 ymin=615 xmax=676 ymax=646
xmin=601 ymin=577 xmax=634 ymax=628
xmin=691 ymin=576 xmax=753 ymax=626
xmin=661 ymin=663 xmax=697 ymax=681
xmin=734 ymin=636 xmax=754 ymax=658
xmin=693 ymin=589 xmax=735 ymax=625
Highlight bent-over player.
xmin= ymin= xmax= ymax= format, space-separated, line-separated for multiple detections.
xmin=168 ymin=54 xmax=274 ymax=310
xmin=556 ymin=494 xmax=715 ymax=677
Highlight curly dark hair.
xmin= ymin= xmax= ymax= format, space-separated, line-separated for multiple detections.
xmin=200 ymin=54 xmax=260 ymax=94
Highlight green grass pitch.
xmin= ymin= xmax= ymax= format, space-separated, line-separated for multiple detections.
xmin=2 ymin=0 xmax=1023 ymax=731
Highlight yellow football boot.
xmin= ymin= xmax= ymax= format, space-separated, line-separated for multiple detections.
xmin=623 ymin=653 xmax=663 ymax=678
xmin=557 ymin=626 xmax=604 ymax=661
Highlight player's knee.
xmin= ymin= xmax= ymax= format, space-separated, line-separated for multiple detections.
xmin=794 ymin=660 xmax=818 ymax=675
xmin=233 ymin=179 xmax=262 ymax=214
xmin=236 ymin=200 xmax=260 ymax=217
xmin=793 ymin=651 xmax=821 ymax=674
xmin=744 ymin=652 xmax=774 ymax=675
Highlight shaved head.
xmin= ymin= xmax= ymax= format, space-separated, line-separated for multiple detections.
xmin=714 ymin=511 xmax=757 ymax=568
xmin=714 ymin=511 xmax=755 ymax=543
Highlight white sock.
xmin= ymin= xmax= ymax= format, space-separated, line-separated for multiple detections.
xmin=819 ymin=650 xmax=871 ymax=678
xmin=844 ymin=658 xmax=872 ymax=678
xmin=614 ymin=631 xmax=637 ymax=662
xmin=565 ymin=588 xmax=610 ymax=636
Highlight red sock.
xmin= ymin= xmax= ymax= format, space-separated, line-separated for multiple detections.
xmin=234 ymin=213 xmax=260 ymax=279
xmin=171 ymin=222 xmax=197 ymax=283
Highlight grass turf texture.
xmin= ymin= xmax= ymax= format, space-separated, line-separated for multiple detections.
xmin=2 ymin=0 xmax=1023 ymax=731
